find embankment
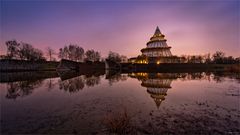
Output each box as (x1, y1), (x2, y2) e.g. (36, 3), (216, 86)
(1, 59), (239, 73)
(0, 71), (59, 82)
(121, 63), (240, 73)
(57, 59), (105, 71)
(0, 59), (59, 72)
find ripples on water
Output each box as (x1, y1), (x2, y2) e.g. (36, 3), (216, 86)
(1, 71), (239, 134)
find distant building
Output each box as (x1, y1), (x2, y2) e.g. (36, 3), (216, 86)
(129, 26), (182, 64)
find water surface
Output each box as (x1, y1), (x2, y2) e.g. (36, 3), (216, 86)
(1, 71), (239, 134)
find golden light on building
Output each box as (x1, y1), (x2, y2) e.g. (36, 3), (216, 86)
(129, 26), (181, 64)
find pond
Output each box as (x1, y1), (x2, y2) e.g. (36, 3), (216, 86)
(1, 71), (239, 134)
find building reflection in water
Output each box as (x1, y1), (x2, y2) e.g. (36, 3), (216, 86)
(129, 73), (179, 108)
(2, 71), (239, 100)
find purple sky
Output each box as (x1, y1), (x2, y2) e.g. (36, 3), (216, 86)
(1, 0), (239, 58)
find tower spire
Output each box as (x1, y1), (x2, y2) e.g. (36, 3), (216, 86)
(154, 26), (161, 35)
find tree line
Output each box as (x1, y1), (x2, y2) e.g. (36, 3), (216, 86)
(1, 40), (239, 64)
(4, 40), (45, 61)
(1, 40), (128, 63)
(58, 45), (100, 62)
(179, 51), (240, 64)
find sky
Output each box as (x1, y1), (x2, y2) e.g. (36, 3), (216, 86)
(1, 0), (239, 58)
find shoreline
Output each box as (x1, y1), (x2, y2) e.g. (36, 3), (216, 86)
(0, 59), (239, 73)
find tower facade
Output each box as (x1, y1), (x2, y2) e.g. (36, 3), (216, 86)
(128, 26), (181, 64)
(141, 27), (174, 63)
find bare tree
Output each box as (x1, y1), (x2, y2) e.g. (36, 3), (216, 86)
(58, 48), (64, 59)
(59, 45), (85, 62)
(68, 44), (76, 61)
(19, 43), (33, 60)
(62, 46), (69, 59)
(32, 48), (45, 61)
(94, 51), (101, 62)
(58, 46), (69, 60)
(75, 46), (84, 62)
(46, 47), (56, 61)
(85, 49), (95, 62)
(212, 51), (225, 64)
(85, 49), (101, 62)
(107, 51), (121, 63)
(5, 40), (20, 59)
(19, 43), (45, 61)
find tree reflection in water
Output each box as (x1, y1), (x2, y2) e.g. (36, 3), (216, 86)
(59, 76), (85, 93)
(209, 71), (239, 83)
(58, 75), (101, 93)
(105, 71), (128, 86)
(179, 72), (211, 81)
(45, 78), (58, 91)
(6, 80), (43, 99)
(3, 71), (239, 100)
(85, 75), (101, 87)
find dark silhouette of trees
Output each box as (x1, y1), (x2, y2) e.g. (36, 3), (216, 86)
(58, 47), (66, 59)
(58, 44), (85, 62)
(204, 53), (211, 64)
(188, 55), (203, 63)
(178, 52), (239, 64)
(223, 56), (235, 64)
(5, 40), (46, 61)
(58, 47), (68, 60)
(68, 45), (81, 61)
(211, 51), (239, 64)
(212, 51), (225, 64)
(75, 46), (85, 62)
(107, 51), (128, 63)
(85, 49), (101, 62)
(6, 40), (20, 59)
(19, 43), (45, 61)
(3, 40), (239, 64)
(107, 51), (122, 63)
(46, 47), (56, 61)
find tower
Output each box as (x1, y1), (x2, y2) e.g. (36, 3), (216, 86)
(141, 26), (173, 63)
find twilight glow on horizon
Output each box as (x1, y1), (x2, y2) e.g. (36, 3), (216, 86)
(1, 0), (239, 57)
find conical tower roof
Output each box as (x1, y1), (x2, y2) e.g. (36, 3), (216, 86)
(154, 26), (161, 35)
